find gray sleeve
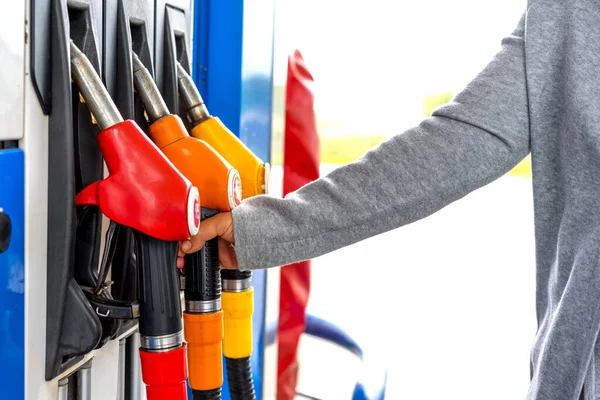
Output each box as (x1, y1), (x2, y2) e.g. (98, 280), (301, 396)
(231, 15), (529, 271)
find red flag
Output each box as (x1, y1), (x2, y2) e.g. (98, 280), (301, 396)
(277, 50), (320, 400)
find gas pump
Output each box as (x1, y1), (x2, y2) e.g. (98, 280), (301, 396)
(176, 63), (270, 400)
(5, 0), (277, 398)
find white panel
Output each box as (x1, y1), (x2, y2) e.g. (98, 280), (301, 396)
(0, 0), (25, 140)
(23, 3), (51, 395)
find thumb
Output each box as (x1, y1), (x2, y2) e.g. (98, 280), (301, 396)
(181, 212), (232, 254)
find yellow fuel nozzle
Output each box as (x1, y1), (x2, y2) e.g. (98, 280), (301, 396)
(176, 62), (270, 198)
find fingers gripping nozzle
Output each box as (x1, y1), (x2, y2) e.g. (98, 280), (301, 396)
(69, 42), (200, 241)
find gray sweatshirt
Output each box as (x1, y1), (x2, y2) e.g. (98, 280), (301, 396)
(232, 2), (600, 399)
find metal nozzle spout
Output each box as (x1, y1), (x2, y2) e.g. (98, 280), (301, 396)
(176, 62), (210, 125)
(131, 52), (170, 123)
(70, 41), (123, 130)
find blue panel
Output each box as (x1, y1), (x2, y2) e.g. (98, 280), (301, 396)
(0, 149), (25, 400)
(192, 0), (274, 162)
(191, 0), (210, 100)
(191, 1), (275, 399)
(193, 0), (244, 135)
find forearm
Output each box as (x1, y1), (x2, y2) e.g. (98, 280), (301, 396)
(232, 15), (529, 270)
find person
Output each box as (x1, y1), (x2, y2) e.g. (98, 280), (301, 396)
(177, 3), (600, 399)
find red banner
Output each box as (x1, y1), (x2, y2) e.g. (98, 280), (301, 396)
(277, 49), (320, 400)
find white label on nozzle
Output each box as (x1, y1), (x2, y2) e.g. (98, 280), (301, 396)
(228, 170), (242, 209)
(263, 163), (271, 195)
(187, 187), (200, 236)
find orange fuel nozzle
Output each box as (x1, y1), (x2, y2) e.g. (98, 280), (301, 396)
(132, 53), (242, 211)
(148, 115), (241, 211)
(176, 62), (269, 199)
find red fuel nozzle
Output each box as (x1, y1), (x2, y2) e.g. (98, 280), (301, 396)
(70, 41), (192, 400)
(70, 41), (200, 241)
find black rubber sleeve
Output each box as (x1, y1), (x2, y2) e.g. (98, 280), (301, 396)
(225, 356), (255, 400)
(184, 237), (221, 301)
(134, 231), (182, 337)
(192, 388), (221, 400)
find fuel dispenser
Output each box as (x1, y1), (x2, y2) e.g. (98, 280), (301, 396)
(4, 0), (278, 398)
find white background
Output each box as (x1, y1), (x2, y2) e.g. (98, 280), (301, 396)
(269, 1), (536, 398)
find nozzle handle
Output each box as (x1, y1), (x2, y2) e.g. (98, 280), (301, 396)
(184, 209), (221, 303)
(184, 237), (221, 303)
(134, 231), (183, 337)
(70, 41), (123, 130)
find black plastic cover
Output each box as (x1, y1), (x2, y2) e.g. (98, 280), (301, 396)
(68, 0), (104, 295)
(30, 0), (51, 113)
(161, 5), (191, 122)
(103, 2), (155, 333)
(45, 0), (103, 380)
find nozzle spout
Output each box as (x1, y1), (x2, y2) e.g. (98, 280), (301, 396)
(70, 41), (123, 130)
(176, 62), (210, 125)
(131, 52), (170, 123)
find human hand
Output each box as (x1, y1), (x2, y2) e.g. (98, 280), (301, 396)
(177, 211), (238, 270)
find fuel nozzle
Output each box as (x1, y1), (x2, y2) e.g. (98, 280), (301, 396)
(176, 62), (270, 199)
(69, 41), (199, 241)
(133, 52), (246, 398)
(70, 42), (196, 400)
